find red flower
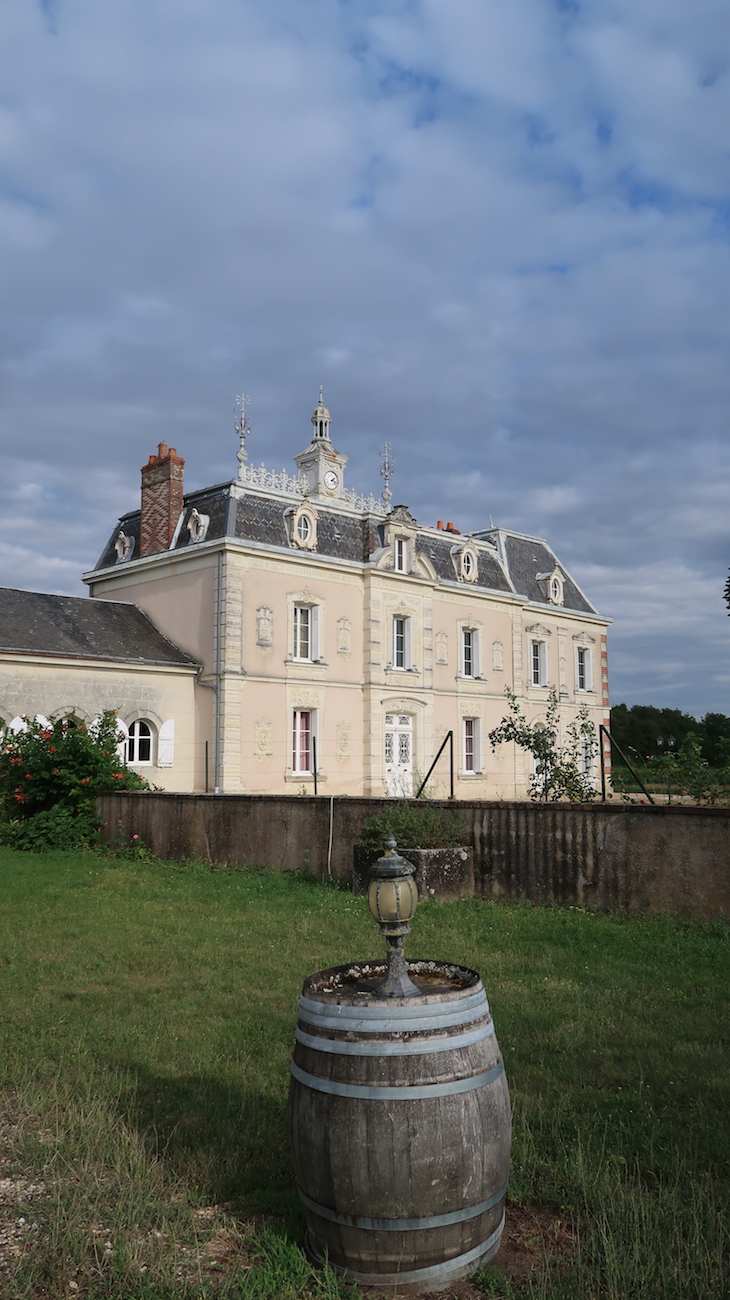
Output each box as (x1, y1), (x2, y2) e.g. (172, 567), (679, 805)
(80, 777), (91, 785)
(25, 773), (32, 779)
(41, 731), (52, 740)
(14, 793), (25, 802)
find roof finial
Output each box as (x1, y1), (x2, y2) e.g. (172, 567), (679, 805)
(319, 383), (324, 406)
(235, 392), (251, 478)
(380, 441), (394, 507)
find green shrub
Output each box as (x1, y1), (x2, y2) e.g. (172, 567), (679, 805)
(357, 801), (467, 852)
(0, 711), (149, 850)
(11, 804), (102, 851)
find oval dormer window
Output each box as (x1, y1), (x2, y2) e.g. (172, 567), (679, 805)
(551, 577), (560, 600)
(297, 515), (312, 543)
(463, 551), (474, 578)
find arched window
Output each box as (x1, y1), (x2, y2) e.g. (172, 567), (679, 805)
(297, 514), (312, 543)
(127, 720), (153, 765)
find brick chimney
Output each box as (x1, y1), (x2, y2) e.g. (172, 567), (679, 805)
(140, 443), (185, 557)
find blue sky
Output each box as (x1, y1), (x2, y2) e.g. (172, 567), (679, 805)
(1, 0), (729, 715)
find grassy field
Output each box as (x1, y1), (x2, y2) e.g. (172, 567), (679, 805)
(0, 847), (727, 1300)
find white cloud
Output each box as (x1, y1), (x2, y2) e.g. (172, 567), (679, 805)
(0, 0), (727, 713)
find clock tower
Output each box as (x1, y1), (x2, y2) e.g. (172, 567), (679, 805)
(294, 389), (348, 499)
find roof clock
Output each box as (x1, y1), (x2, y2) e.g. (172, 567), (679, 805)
(294, 387), (348, 498)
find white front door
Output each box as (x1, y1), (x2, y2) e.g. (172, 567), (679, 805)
(385, 713), (413, 797)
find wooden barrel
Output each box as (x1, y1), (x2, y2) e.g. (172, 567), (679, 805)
(287, 959), (511, 1293)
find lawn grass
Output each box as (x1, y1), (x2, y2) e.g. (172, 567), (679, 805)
(0, 846), (727, 1299)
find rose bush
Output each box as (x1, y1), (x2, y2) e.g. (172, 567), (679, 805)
(0, 711), (149, 849)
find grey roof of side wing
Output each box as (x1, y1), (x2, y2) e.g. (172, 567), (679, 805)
(0, 587), (199, 666)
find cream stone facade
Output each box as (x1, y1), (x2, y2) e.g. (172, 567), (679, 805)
(82, 396), (611, 797)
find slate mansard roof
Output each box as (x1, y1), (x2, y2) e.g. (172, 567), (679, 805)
(0, 588), (199, 667)
(94, 480), (599, 617)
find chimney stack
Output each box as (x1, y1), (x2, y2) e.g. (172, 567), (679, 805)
(140, 443), (185, 557)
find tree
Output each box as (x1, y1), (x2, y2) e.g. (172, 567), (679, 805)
(489, 689), (598, 802)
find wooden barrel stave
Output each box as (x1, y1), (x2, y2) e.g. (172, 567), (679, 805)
(288, 961), (511, 1288)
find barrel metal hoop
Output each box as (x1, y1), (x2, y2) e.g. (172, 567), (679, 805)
(298, 1180), (508, 1232)
(289, 1058), (504, 1100)
(299, 988), (488, 1024)
(295, 1021), (495, 1057)
(298, 1002), (490, 1036)
(307, 1212), (504, 1286)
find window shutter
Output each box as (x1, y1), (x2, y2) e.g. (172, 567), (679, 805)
(115, 717), (128, 764)
(158, 719), (175, 767)
(475, 720), (482, 772)
(473, 631), (480, 678)
(405, 617), (413, 669)
(311, 606), (320, 661)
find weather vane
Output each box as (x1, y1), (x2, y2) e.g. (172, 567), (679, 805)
(235, 392), (251, 476)
(380, 441), (394, 506)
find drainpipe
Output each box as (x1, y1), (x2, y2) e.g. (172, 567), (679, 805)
(192, 545), (223, 795)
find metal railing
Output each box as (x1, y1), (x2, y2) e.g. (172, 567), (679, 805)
(415, 730), (454, 800)
(599, 724), (656, 805)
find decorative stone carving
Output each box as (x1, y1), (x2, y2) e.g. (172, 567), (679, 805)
(114, 531), (134, 563)
(525, 623), (552, 637)
(492, 640), (503, 672)
(336, 720), (351, 763)
(254, 718), (273, 763)
(256, 606), (273, 648)
(436, 632), (448, 665)
(292, 691), (321, 709)
(337, 617), (351, 655)
(388, 504), (418, 526)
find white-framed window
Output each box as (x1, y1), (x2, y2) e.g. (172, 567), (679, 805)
(293, 604), (320, 661)
(297, 515), (312, 544)
(576, 646), (592, 692)
(292, 709), (317, 774)
(460, 546), (478, 582)
(127, 719), (153, 765)
(462, 718), (482, 773)
(531, 640), (548, 687)
(461, 627), (480, 678)
(392, 615), (412, 669)
(394, 537), (407, 572)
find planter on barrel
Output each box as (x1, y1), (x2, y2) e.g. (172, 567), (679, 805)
(287, 836), (511, 1294)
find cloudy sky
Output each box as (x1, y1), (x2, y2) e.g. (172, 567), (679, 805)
(1, 1), (729, 716)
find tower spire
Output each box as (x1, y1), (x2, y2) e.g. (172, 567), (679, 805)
(311, 387), (331, 441)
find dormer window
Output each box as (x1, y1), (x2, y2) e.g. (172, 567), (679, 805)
(288, 502), (318, 551)
(394, 538), (407, 572)
(452, 541), (479, 583)
(187, 508), (210, 544)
